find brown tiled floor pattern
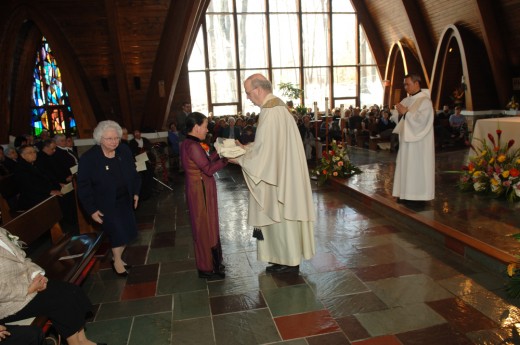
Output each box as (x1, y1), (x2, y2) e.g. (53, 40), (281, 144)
(82, 148), (520, 344)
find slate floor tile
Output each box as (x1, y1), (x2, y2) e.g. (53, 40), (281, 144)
(355, 303), (446, 336)
(262, 284), (323, 317)
(210, 291), (266, 315)
(213, 309), (280, 345)
(274, 309), (341, 340)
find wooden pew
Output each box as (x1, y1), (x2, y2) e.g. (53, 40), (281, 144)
(72, 174), (97, 235)
(0, 174), (21, 224)
(3, 195), (104, 329)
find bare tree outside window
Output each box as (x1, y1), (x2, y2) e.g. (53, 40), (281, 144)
(188, 0), (382, 116)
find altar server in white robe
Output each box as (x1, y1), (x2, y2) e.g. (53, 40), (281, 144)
(392, 73), (435, 201)
(230, 74), (315, 273)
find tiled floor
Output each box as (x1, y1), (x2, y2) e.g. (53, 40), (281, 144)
(83, 147), (520, 345)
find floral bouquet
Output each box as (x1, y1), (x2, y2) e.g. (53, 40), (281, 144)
(311, 140), (362, 185)
(458, 129), (520, 202)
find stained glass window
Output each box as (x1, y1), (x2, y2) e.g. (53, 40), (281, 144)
(31, 37), (76, 137)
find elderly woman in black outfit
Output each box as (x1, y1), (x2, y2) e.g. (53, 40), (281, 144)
(77, 120), (141, 276)
(0, 227), (105, 345)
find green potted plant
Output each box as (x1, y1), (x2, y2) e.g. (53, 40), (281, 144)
(278, 82), (307, 115)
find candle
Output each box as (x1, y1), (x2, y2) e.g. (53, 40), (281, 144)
(325, 97), (329, 116)
(340, 104), (345, 118)
(313, 102), (318, 119)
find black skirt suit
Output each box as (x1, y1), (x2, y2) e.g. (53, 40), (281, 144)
(77, 144), (141, 247)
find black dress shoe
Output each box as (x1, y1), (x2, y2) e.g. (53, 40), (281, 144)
(266, 264), (299, 274)
(265, 264), (282, 272)
(198, 271), (225, 281)
(111, 261), (128, 277)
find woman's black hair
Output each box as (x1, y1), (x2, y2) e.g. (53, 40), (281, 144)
(185, 112), (207, 133)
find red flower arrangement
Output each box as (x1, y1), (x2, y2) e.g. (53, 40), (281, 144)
(311, 140), (361, 185)
(459, 129), (520, 202)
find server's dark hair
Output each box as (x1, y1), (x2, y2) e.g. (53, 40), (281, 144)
(185, 112), (207, 132)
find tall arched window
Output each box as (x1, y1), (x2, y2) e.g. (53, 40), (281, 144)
(31, 37), (76, 137)
(188, 0), (382, 116)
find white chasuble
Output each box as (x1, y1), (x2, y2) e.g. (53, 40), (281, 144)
(237, 94), (315, 265)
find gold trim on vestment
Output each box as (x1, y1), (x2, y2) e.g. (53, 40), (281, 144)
(262, 97), (287, 109)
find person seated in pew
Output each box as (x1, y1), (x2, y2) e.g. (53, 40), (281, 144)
(239, 125), (256, 145)
(377, 109), (398, 151)
(65, 135), (79, 158)
(14, 145), (78, 230)
(34, 130), (50, 152)
(2, 147), (18, 174)
(35, 139), (62, 186)
(0, 227), (106, 345)
(0, 324), (44, 345)
(53, 134), (77, 184)
(0, 146), (10, 176)
(14, 145), (62, 211)
(448, 106), (469, 144)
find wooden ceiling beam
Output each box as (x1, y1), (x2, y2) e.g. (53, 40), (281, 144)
(474, 0), (511, 107)
(104, 0), (134, 130)
(142, 0), (209, 130)
(400, 0), (434, 86)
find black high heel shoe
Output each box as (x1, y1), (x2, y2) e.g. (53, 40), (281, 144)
(111, 261), (128, 277)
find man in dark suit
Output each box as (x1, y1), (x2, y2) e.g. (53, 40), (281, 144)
(13, 145), (62, 211)
(35, 139), (62, 185)
(175, 102), (191, 136)
(129, 130), (153, 158)
(174, 102), (191, 173)
(2, 147), (18, 174)
(129, 129), (154, 200)
(53, 134), (77, 183)
(219, 117), (241, 139)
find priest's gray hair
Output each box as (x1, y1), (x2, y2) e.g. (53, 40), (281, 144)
(93, 120), (123, 145)
(248, 75), (273, 93)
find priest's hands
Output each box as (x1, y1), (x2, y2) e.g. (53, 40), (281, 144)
(395, 103), (408, 115)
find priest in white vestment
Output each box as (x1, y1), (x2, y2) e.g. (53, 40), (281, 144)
(231, 74), (315, 273)
(392, 73), (435, 201)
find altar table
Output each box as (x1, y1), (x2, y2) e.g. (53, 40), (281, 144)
(471, 117), (520, 152)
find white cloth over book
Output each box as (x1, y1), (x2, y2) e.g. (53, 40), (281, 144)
(214, 138), (246, 158)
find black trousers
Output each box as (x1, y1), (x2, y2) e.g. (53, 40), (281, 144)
(2, 325), (44, 345)
(1, 280), (92, 339)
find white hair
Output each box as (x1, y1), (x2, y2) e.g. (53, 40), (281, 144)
(93, 120), (123, 145)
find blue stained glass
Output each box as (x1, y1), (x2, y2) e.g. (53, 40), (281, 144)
(31, 36), (76, 136)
